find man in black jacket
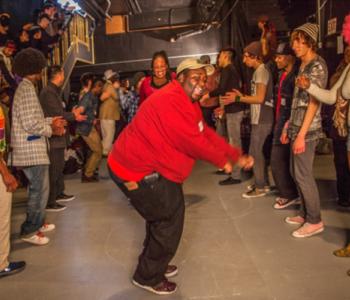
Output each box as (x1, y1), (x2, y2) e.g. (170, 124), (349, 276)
(201, 47), (245, 185)
(40, 65), (86, 211)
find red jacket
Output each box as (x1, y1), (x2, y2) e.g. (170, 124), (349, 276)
(108, 80), (241, 183)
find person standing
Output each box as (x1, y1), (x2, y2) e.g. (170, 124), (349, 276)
(0, 104), (26, 277)
(11, 48), (65, 245)
(281, 23), (328, 238)
(202, 47), (245, 185)
(76, 78), (104, 182)
(221, 41), (274, 198)
(40, 65), (86, 212)
(139, 50), (176, 105)
(270, 42), (300, 209)
(108, 58), (253, 295)
(99, 69), (121, 156)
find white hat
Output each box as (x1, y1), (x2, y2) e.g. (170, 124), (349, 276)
(176, 58), (215, 76)
(104, 69), (119, 80)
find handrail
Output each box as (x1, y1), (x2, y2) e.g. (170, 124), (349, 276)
(50, 13), (94, 67)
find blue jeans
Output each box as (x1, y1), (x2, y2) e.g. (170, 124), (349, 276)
(21, 165), (49, 236)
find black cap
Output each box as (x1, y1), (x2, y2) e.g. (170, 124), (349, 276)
(275, 42), (294, 56)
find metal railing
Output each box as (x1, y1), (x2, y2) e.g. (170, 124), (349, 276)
(50, 13), (94, 67)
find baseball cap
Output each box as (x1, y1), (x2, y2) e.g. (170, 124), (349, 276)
(275, 42), (294, 56)
(176, 58), (215, 76)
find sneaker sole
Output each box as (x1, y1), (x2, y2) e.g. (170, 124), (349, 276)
(242, 192), (267, 199)
(165, 268), (178, 278)
(45, 207), (67, 212)
(132, 280), (177, 295)
(21, 237), (49, 246)
(285, 217), (304, 225)
(0, 266), (26, 278)
(56, 197), (75, 202)
(274, 199), (301, 210)
(292, 226), (324, 238)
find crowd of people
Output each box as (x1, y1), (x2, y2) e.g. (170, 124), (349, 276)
(0, 1), (349, 296)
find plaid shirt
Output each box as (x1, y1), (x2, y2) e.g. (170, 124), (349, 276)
(10, 79), (52, 166)
(120, 90), (139, 123)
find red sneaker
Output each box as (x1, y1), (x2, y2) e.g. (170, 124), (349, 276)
(132, 278), (177, 295)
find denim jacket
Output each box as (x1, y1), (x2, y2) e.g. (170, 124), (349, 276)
(76, 92), (98, 136)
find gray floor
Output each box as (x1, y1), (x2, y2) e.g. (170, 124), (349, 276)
(0, 155), (350, 300)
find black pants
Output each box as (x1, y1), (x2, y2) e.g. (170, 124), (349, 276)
(109, 169), (185, 286)
(333, 139), (350, 204)
(48, 148), (65, 206)
(271, 143), (298, 200)
(200, 107), (216, 129)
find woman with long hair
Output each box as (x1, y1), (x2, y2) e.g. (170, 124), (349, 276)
(139, 50), (176, 106)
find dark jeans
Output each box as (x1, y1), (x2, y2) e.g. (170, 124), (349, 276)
(109, 169), (185, 286)
(333, 139), (350, 204)
(21, 165), (49, 235)
(48, 148), (65, 206)
(271, 143), (298, 200)
(290, 140), (321, 224)
(250, 124), (273, 188)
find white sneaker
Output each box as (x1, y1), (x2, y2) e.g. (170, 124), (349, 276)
(21, 232), (49, 245)
(39, 223), (55, 233)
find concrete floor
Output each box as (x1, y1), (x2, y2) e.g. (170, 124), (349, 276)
(0, 155), (350, 300)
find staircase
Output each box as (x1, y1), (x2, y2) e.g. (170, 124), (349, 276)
(49, 13), (95, 92)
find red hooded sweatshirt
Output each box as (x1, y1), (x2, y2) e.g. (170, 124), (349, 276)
(108, 80), (241, 183)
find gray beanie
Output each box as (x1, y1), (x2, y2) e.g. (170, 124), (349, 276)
(294, 23), (319, 43)
(244, 41), (263, 58)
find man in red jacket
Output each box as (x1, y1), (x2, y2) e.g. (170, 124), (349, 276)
(108, 58), (254, 295)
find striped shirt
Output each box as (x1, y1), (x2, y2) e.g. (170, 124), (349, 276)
(10, 78), (52, 166)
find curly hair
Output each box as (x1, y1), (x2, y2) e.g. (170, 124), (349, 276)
(13, 48), (46, 77)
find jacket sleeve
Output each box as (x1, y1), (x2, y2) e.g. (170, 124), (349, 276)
(160, 101), (237, 168)
(18, 87), (52, 137)
(307, 64), (350, 104)
(40, 89), (75, 122)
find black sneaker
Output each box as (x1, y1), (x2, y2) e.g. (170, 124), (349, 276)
(81, 174), (99, 183)
(0, 261), (26, 278)
(46, 203), (67, 212)
(132, 278), (177, 295)
(56, 193), (75, 202)
(219, 177), (241, 185)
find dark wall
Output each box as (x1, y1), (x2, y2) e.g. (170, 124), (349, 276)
(322, 0), (350, 75)
(79, 22), (223, 75)
(0, 0), (42, 34)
